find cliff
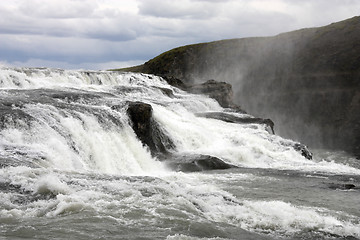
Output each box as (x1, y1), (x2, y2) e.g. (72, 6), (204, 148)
(114, 16), (360, 158)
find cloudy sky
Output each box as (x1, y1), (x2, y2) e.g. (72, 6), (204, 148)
(0, 0), (359, 70)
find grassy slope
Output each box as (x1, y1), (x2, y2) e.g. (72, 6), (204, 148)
(112, 16), (360, 77)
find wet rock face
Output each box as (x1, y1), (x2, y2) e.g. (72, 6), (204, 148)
(328, 183), (357, 190)
(187, 80), (234, 108)
(0, 104), (34, 130)
(127, 102), (152, 144)
(159, 76), (245, 110)
(196, 111), (312, 159)
(196, 112), (275, 134)
(126, 101), (175, 155)
(164, 154), (237, 172)
(160, 75), (187, 90)
(293, 143), (313, 160)
(125, 102), (238, 171)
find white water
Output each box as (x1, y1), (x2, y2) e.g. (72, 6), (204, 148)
(0, 67), (359, 239)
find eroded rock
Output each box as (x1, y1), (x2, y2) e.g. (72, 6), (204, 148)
(196, 111), (275, 134)
(163, 154), (236, 172)
(328, 183), (356, 190)
(187, 80), (235, 108)
(293, 143), (313, 160)
(126, 101), (175, 155)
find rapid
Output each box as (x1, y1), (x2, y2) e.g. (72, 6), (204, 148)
(0, 68), (359, 239)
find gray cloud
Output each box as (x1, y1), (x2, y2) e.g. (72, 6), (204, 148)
(18, 0), (97, 19)
(0, 0), (143, 41)
(0, 0), (359, 70)
(138, 0), (220, 19)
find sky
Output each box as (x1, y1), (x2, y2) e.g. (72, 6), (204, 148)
(0, 0), (359, 70)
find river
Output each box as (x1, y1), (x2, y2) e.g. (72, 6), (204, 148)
(0, 68), (359, 239)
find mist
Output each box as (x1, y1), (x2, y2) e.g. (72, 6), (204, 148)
(155, 17), (360, 157)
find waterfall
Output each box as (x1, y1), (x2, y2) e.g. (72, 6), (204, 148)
(0, 67), (359, 240)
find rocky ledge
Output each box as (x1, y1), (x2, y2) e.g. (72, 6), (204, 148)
(186, 79), (235, 108)
(125, 101), (175, 155)
(161, 76), (238, 109)
(164, 154), (236, 172)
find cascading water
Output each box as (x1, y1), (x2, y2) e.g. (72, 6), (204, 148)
(0, 67), (359, 240)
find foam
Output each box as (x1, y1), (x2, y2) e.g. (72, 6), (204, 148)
(34, 174), (72, 195)
(1, 68), (360, 239)
(153, 104), (360, 175)
(0, 68), (169, 90)
(166, 234), (229, 240)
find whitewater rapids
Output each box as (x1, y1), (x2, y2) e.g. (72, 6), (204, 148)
(0, 68), (359, 239)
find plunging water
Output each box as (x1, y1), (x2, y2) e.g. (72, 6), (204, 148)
(0, 68), (359, 239)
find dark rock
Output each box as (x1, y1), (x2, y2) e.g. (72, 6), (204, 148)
(280, 140), (312, 160)
(163, 154), (236, 172)
(150, 120), (176, 154)
(126, 101), (175, 155)
(127, 102), (152, 143)
(0, 181), (57, 205)
(158, 76), (239, 109)
(187, 80), (235, 108)
(125, 102), (241, 172)
(224, 106), (248, 114)
(0, 104), (34, 130)
(160, 75), (187, 90)
(196, 112), (275, 134)
(328, 183), (356, 190)
(160, 77), (244, 110)
(156, 87), (175, 98)
(293, 143), (313, 160)
(0, 156), (38, 169)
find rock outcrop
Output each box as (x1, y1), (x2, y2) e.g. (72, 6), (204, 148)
(125, 101), (175, 155)
(196, 111), (274, 134)
(196, 111), (312, 159)
(293, 143), (313, 160)
(186, 80), (235, 108)
(328, 183), (357, 190)
(125, 101), (238, 172)
(161, 76), (239, 109)
(164, 154), (236, 172)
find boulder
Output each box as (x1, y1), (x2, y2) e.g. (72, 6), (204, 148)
(125, 102), (240, 170)
(156, 87), (175, 98)
(160, 75), (187, 90)
(159, 77), (240, 109)
(293, 143), (313, 160)
(126, 102), (152, 144)
(125, 101), (175, 155)
(163, 154), (236, 172)
(328, 183), (356, 190)
(187, 80), (235, 108)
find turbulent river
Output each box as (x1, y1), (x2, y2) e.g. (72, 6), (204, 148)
(0, 68), (359, 240)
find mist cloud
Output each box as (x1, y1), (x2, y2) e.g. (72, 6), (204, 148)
(138, 0), (220, 19)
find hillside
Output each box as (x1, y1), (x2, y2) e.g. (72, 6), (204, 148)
(114, 16), (360, 158)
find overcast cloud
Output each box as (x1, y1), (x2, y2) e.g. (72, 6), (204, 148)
(0, 0), (359, 70)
